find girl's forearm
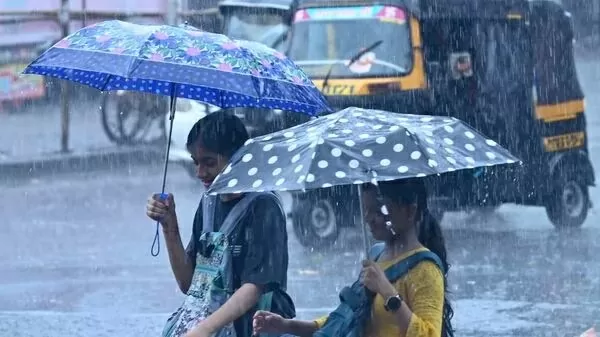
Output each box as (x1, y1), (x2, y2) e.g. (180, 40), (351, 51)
(390, 303), (413, 334)
(198, 283), (261, 333)
(283, 319), (319, 337)
(163, 226), (195, 294)
(380, 288), (412, 333)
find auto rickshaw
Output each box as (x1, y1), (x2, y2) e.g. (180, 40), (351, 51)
(220, 0), (293, 51)
(285, 0), (595, 248)
(218, 0), (312, 138)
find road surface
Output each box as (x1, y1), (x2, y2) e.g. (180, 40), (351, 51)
(1, 161), (599, 337)
(2, 59), (600, 337)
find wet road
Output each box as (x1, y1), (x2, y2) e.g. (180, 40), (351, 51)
(2, 162), (599, 337)
(2, 58), (600, 336)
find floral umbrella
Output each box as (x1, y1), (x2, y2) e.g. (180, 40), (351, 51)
(22, 20), (330, 256)
(23, 20), (329, 114)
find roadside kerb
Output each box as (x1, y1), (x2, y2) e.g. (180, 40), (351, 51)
(0, 146), (164, 179)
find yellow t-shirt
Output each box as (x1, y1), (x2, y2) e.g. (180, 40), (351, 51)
(314, 247), (444, 337)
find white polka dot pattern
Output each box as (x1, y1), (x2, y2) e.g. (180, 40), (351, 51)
(208, 107), (520, 194)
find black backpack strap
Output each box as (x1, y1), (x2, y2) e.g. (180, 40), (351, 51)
(232, 191), (283, 248)
(230, 192), (284, 286)
(384, 251), (444, 283)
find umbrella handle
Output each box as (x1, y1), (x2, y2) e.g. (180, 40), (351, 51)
(151, 193), (170, 257)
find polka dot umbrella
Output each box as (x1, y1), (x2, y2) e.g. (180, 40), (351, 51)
(207, 107), (521, 195)
(21, 20), (330, 256)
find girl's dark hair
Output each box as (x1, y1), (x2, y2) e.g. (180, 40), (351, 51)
(186, 111), (249, 157)
(365, 178), (454, 337)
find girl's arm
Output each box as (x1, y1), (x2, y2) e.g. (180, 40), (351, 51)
(282, 319), (320, 337)
(381, 262), (445, 337)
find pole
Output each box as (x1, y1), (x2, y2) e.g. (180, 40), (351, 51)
(81, 0), (87, 27)
(166, 0), (178, 25)
(59, 0), (70, 153)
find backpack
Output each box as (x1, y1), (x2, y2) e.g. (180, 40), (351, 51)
(228, 192), (296, 337)
(313, 243), (443, 337)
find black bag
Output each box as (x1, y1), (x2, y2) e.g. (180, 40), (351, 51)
(313, 243), (443, 337)
(231, 193), (296, 337)
(257, 287), (296, 322)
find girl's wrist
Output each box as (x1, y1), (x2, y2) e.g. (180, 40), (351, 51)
(379, 283), (399, 299)
(282, 318), (292, 331)
(162, 226), (180, 237)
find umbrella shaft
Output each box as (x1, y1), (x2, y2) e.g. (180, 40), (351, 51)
(161, 96), (177, 194)
(357, 185), (371, 259)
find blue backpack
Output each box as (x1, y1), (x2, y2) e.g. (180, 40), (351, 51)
(313, 244), (443, 337)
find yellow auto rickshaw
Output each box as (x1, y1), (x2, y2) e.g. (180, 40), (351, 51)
(284, 0), (594, 248)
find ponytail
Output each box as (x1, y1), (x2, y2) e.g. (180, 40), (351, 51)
(418, 209), (449, 272)
(419, 209), (454, 337)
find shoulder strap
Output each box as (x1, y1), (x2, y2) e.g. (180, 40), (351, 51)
(219, 192), (278, 236)
(234, 192), (284, 239)
(201, 193), (215, 233)
(384, 251), (444, 284)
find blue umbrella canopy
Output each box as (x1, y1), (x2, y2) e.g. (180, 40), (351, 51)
(23, 20), (330, 115)
(22, 20), (331, 257)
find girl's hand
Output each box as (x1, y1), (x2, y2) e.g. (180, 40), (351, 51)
(360, 260), (397, 298)
(253, 310), (288, 335)
(146, 193), (178, 230)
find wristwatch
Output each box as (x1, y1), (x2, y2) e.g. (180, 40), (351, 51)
(384, 294), (403, 312)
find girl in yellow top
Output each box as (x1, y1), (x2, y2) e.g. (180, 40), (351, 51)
(253, 178), (454, 337)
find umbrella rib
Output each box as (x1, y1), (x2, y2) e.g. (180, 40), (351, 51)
(404, 124), (437, 175)
(126, 30), (163, 78)
(302, 112), (347, 189)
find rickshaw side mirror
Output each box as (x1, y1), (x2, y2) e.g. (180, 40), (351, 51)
(448, 52), (473, 80)
(283, 11), (294, 26)
(286, 0), (300, 25)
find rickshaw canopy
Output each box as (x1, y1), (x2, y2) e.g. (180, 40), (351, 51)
(219, 0), (294, 11)
(293, 0), (530, 19)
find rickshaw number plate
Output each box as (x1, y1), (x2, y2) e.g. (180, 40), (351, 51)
(543, 132), (585, 152)
(321, 84), (356, 95)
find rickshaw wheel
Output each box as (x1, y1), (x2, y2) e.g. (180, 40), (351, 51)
(545, 177), (589, 228)
(291, 191), (339, 249)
